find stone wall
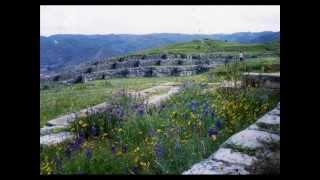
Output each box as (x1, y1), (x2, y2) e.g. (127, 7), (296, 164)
(183, 102), (280, 175)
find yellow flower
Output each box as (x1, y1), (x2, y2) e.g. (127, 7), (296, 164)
(140, 161), (147, 166)
(134, 156), (139, 163)
(82, 123), (88, 128)
(118, 128), (123, 132)
(134, 147), (140, 153)
(157, 129), (162, 133)
(211, 135), (217, 141)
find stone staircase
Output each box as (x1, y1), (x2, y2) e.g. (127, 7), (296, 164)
(183, 102), (280, 175)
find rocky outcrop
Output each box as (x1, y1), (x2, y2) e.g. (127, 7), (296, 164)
(182, 102), (280, 175)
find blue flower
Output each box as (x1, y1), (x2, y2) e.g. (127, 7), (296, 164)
(132, 166), (140, 174)
(85, 148), (93, 160)
(137, 104), (145, 117)
(202, 102), (210, 118)
(91, 127), (98, 136)
(208, 128), (218, 137)
(122, 145), (128, 154)
(55, 157), (63, 171)
(155, 144), (166, 159)
(175, 141), (182, 153)
(111, 146), (116, 155)
(191, 100), (197, 112)
(215, 120), (223, 129)
(211, 111), (215, 120)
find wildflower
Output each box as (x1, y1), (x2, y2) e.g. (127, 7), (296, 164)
(134, 147), (140, 153)
(54, 157), (62, 172)
(175, 141), (182, 153)
(191, 100), (197, 112)
(91, 127), (98, 136)
(85, 148), (93, 160)
(215, 120), (223, 129)
(208, 128), (218, 137)
(137, 104), (145, 117)
(211, 111), (215, 120)
(111, 146), (116, 155)
(172, 112), (178, 119)
(132, 166), (140, 174)
(156, 129), (162, 133)
(122, 145), (128, 154)
(154, 144), (166, 159)
(202, 102), (210, 117)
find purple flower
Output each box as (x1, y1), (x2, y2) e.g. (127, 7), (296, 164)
(215, 120), (223, 129)
(202, 102), (210, 118)
(85, 148), (93, 160)
(132, 166), (140, 174)
(55, 157), (62, 171)
(137, 104), (145, 117)
(122, 145), (128, 154)
(111, 146), (116, 155)
(191, 100), (197, 112)
(91, 127), (98, 136)
(208, 128), (218, 137)
(175, 141), (182, 153)
(211, 111), (215, 120)
(155, 144), (166, 159)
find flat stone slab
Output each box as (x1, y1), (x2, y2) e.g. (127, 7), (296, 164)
(256, 114), (280, 126)
(182, 159), (249, 175)
(146, 86), (180, 107)
(222, 129), (280, 150)
(40, 132), (74, 146)
(243, 72), (280, 77)
(40, 125), (67, 136)
(210, 148), (257, 166)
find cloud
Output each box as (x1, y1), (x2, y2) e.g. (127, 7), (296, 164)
(40, 5), (280, 36)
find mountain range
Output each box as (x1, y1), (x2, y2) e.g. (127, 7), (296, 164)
(40, 31), (280, 73)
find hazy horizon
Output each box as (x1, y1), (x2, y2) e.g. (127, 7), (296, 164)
(41, 5), (280, 36)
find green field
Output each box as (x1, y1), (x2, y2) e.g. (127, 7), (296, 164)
(40, 75), (204, 127)
(133, 39), (279, 55)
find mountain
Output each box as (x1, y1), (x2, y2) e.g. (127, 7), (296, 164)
(40, 32), (280, 73)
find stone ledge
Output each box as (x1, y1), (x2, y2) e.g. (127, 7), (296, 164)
(40, 132), (74, 146)
(182, 159), (250, 175)
(222, 129), (280, 150)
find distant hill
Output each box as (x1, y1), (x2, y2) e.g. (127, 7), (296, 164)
(40, 32), (280, 73)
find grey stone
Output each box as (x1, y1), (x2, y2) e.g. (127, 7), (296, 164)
(257, 114), (280, 126)
(40, 132), (74, 146)
(211, 148), (257, 166)
(40, 125), (67, 136)
(222, 130), (280, 150)
(182, 159), (249, 175)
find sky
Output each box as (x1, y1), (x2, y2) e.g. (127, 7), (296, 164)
(40, 5), (280, 36)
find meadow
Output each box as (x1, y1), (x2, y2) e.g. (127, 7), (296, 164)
(40, 59), (280, 174)
(40, 75), (204, 127)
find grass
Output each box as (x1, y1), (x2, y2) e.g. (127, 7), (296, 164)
(40, 75), (205, 127)
(40, 78), (279, 174)
(133, 39), (279, 56)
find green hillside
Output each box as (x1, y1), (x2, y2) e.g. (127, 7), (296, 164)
(134, 39), (279, 55)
